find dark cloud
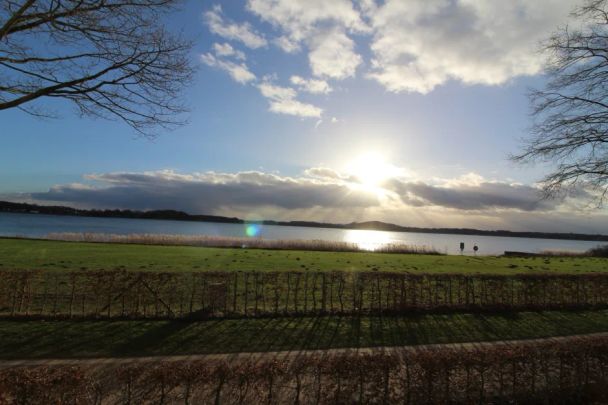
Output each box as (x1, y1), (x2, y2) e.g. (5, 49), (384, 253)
(26, 169), (579, 214)
(31, 171), (379, 213)
(389, 180), (553, 211)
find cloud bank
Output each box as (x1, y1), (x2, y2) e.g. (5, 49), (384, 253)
(25, 165), (589, 215)
(31, 170), (378, 214)
(16, 165), (606, 232)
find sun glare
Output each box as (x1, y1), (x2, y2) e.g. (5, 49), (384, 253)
(347, 152), (398, 190)
(344, 229), (393, 251)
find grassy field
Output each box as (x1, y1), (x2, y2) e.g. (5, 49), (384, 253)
(2, 310), (608, 359)
(1, 238), (606, 274)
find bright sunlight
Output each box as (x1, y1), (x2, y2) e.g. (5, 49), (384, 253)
(346, 152), (400, 190)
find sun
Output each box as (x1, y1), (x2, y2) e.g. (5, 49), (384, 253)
(347, 152), (398, 189)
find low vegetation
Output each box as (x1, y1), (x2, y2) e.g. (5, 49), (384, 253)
(46, 232), (441, 254)
(3, 335), (608, 403)
(538, 244), (608, 257)
(1, 237), (606, 403)
(1, 237), (606, 274)
(588, 245), (608, 257)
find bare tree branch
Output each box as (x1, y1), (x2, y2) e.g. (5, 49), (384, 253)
(0, 0), (195, 137)
(513, 0), (608, 206)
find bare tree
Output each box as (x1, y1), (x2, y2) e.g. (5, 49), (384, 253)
(513, 0), (608, 204)
(0, 0), (194, 136)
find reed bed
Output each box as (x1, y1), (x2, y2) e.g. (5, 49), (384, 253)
(4, 270), (608, 319)
(2, 335), (608, 404)
(533, 244), (608, 257)
(44, 232), (441, 254)
(538, 250), (588, 257)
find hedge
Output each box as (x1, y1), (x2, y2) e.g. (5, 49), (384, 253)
(2, 335), (608, 403)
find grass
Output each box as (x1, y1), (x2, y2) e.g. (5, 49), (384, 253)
(0, 237), (606, 274)
(2, 310), (608, 359)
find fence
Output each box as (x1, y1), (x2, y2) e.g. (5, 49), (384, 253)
(3, 270), (608, 318)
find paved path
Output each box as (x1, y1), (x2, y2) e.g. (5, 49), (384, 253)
(2, 332), (608, 370)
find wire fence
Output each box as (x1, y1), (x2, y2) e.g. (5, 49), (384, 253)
(3, 270), (608, 318)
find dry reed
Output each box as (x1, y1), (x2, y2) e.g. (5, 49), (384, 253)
(44, 232), (441, 255)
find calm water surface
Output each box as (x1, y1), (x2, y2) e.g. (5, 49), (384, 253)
(0, 212), (604, 255)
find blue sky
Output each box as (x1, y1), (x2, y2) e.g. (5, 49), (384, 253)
(3, 0), (608, 233)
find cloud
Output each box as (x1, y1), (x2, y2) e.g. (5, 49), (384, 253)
(212, 43), (246, 60)
(257, 80), (323, 118)
(31, 170), (379, 213)
(366, 0), (577, 93)
(213, 0), (577, 93)
(247, 0), (368, 42)
(201, 1), (578, 122)
(200, 53), (256, 84)
(29, 167), (574, 215)
(290, 75), (332, 94)
(274, 36), (300, 53)
(308, 28), (361, 79)
(204, 5), (267, 49)
(247, 0), (366, 80)
(304, 167), (348, 180)
(19, 167), (608, 233)
(390, 180), (553, 211)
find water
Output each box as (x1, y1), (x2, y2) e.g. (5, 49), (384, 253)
(0, 212), (604, 255)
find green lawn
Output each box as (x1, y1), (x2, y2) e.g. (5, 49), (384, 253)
(1, 238), (606, 274)
(2, 310), (608, 359)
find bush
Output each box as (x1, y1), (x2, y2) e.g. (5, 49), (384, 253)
(588, 244), (608, 257)
(3, 336), (608, 403)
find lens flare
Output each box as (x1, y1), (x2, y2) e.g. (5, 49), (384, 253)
(245, 223), (261, 237)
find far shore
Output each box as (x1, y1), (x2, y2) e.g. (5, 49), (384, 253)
(2, 201), (608, 242)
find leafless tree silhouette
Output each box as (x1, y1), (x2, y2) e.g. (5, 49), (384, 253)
(513, 0), (608, 204)
(0, 0), (194, 136)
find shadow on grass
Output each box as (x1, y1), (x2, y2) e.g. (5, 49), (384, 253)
(1, 310), (608, 359)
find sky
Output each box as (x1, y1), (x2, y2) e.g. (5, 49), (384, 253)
(2, 0), (608, 233)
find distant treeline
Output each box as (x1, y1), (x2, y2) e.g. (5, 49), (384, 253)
(0, 201), (242, 224)
(2, 200), (608, 242)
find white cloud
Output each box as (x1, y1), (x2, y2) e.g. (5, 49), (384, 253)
(238, 0), (576, 92)
(247, 0), (366, 80)
(273, 36), (300, 53)
(290, 75), (332, 94)
(308, 28), (361, 79)
(204, 5), (267, 49)
(366, 0), (577, 93)
(212, 43), (246, 60)
(258, 81), (323, 118)
(200, 53), (256, 84)
(201, 1), (580, 118)
(247, 0), (368, 42)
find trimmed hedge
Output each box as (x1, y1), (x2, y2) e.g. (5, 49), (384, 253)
(2, 335), (608, 403)
(3, 270), (608, 318)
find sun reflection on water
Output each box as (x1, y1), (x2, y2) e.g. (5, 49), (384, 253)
(343, 229), (394, 251)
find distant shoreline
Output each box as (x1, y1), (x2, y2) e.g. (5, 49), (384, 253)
(2, 200), (608, 243)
